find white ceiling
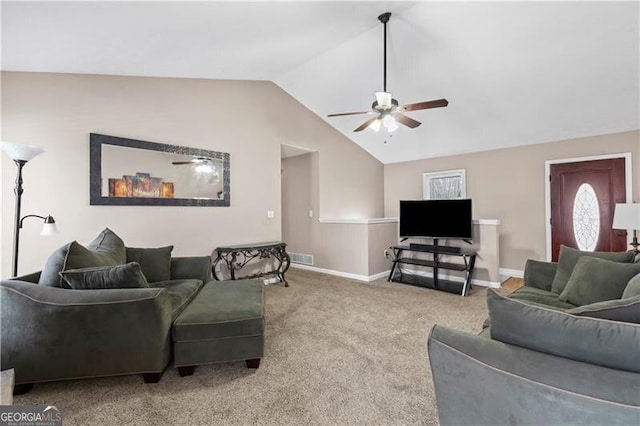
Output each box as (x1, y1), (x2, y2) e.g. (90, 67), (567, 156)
(2, 1), (639, 164)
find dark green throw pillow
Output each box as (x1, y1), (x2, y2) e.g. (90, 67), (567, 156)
(38, 228), (127, 288)
(85, 228), (126, 264)
(567, 295), (640, 324)
(550, 245), (635, 294)
(59, 262), (149, 290)
(558, 257), (640, 306)
(39, 242), (73, 287)
(487, 289), (640, 373)
(126, 246), (173, 283)
(622, 274), (640, 299)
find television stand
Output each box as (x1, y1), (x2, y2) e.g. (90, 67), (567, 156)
(388, 239), (477, 296)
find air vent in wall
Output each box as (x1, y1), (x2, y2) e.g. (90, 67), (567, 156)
(289, 253), (314, 266)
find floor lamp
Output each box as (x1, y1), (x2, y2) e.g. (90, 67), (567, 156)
(612, 203), (640, 254)
(1, 142), (59, 277)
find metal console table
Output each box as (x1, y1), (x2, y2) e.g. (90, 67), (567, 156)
(212, 241), (291, 286)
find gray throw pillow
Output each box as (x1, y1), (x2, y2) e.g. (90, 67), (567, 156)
(38, 242), (73, 287)
(487, 289), (640, 373)
(622, 274), (640, 299)
(558, 257), (640, 306)
(85, 228), (126, 264)
(59, 262), (149, 290)
(126, 246), (173, 283)
(38, 228), (126, 288)
(567, 295), (640, 324)
(550, 245), (635, 294)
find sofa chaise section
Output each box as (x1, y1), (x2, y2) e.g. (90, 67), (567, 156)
(0, 256), (212, 386)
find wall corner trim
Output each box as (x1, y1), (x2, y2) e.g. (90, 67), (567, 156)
(473, 219), (500, 225)
(318, 217), (399, 224)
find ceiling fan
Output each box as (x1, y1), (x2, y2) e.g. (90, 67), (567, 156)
(172, 157), (217, 174)
(171, 157), (212, 166)
(328, 12), (448, 133)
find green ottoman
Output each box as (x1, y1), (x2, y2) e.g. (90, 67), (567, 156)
(173, 279), (265, 376)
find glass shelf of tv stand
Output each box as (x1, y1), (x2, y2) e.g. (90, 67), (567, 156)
(388, 244), (477, 296)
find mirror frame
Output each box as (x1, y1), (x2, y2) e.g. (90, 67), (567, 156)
(89, 133), (230, 206)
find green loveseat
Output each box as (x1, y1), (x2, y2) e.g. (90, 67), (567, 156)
(428, 246), (640, 425)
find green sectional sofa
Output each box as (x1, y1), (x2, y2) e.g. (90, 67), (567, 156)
(428, 246), (640, 425)
(0, 228), (266, 392)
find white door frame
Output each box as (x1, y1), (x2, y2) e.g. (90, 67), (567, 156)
(544, 152), (633, 261)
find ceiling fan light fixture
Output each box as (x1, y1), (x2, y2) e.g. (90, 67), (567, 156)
(195, 163), (215, 174)
(369, 119), (382, 132)
(383, 115), (398, 132)
(375, 92), (392, 108)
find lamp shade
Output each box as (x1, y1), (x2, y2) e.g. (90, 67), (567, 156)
(612, 203), (640, 230)
(1, 142), (45, 162)
(39, 216), (59, 236)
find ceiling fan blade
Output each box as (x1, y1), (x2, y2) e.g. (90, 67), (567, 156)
(401, 99), (449, 112)
(354, 117), (379, 132)
(393, 113), (422, 129)
(172, 157), (212, 165)
(327, 111), (370, 117)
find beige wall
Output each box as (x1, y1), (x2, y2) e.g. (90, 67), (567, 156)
(384, 131), (640, 270)
(367, 222), (399, 276)
(1, 71), (384, 276)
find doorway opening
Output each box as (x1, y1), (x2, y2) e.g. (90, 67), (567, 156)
(280, 144), (317, 266)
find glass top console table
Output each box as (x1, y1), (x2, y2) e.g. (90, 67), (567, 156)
(212, 241), (291, 286)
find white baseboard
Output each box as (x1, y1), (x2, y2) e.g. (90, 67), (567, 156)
(290, 263), (504, 288)
(401, 267), (501, 289)
(290, 263), (389, 283)
(499, 268), (524, 282)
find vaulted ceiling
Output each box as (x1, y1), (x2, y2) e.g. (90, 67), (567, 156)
(2, 1), (638, 164)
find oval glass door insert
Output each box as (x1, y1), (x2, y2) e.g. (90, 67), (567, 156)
(572, 183), (600, 251)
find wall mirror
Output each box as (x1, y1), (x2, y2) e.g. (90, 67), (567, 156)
(90, 133), (230, 206)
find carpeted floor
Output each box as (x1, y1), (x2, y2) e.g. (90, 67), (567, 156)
(14, 268), (489, 425)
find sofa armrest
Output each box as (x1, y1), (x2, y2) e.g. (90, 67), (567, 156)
(170, 256), (212, 283)
(427, 325), (640, 426)
(1, 279), (173, 384)
(523, 259), (557, 291)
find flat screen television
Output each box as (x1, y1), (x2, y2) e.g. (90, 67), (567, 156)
(399, 199), (472, 239)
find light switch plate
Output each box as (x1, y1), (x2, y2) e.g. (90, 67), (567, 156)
(309, 210), (313, 217)
(267, 210), (275, 219)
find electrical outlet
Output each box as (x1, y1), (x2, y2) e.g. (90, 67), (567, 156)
(309, 210), (313, 217)
(383, 249), (389, 258)
(267, 210), (275, 219)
